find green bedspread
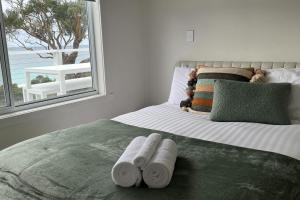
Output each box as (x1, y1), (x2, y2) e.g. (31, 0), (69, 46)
(0, 120), (299, 200)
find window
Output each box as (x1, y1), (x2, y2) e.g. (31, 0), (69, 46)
(0, 0), (104, 115)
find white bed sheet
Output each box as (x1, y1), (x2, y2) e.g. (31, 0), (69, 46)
(113, 103), (300, 161)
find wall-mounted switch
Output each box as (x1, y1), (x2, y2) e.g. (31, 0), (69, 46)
(186, 30), (194, 43)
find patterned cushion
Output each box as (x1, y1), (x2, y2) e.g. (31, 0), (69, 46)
(191, 67), (253, 112)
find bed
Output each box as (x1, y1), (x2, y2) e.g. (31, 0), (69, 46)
(1, 61), (300, 200)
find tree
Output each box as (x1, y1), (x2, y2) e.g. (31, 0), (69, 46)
(3, 0), (88, 64)
(0, 84), (6, 105)
(31, 75), (55, 84)
(0, 83), (23, 104)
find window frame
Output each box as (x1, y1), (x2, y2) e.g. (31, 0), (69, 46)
(0, 0), (105, 116)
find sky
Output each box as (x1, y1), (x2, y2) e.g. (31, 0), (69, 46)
(1, 1), (8, 10)
(2, 0), (31, 10)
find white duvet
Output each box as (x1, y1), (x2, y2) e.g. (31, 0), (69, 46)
(113, 103), (300, 161)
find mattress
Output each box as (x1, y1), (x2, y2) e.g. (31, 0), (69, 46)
(113, 103), (300, 160)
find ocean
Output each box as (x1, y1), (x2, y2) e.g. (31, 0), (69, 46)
(8, 46), (90, 86)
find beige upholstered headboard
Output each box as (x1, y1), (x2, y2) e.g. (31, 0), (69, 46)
(176, 61), (300, 69)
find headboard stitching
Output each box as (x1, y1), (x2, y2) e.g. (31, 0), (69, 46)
(176, 61), (300, 69)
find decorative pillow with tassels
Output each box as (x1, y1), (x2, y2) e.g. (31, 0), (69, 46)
(180, 65), (266, 113)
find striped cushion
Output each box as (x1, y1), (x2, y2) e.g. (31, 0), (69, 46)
(191, 67), (253, 112)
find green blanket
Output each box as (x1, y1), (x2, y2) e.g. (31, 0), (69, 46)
(0, 120), (299, 200)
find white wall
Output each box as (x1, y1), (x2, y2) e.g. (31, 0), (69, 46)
(145, 0), (300, 104)
(2, 0), (300, 149)
(0, 0), (147, 150)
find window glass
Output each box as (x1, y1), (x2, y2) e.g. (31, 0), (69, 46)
(2, 0), (94, 105)
(0, 65), (6, 107)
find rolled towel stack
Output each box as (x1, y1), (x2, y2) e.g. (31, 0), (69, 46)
(111, 134), (177, 189)
(134, 133), (162, 169)
(111, 136), (146, 187)
(143, 139), (177, 188)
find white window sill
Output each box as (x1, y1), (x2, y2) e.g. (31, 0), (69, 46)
(0, 94), (105, 120)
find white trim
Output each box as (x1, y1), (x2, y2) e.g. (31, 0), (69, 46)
(91, 0), (106, 96)
(0, 94), (104, 120)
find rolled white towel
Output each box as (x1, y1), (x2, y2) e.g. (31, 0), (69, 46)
(134, 133), (162, 169)
(143, 139), (177, 189)
(111, 136), (146, 187)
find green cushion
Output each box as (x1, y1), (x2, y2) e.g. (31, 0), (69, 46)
(210, 80), (291, 125)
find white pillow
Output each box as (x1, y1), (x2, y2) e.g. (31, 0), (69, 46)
(168, 67), (191, 105)
(266, 68), (300, 84)
(265, 69), (300, 121)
